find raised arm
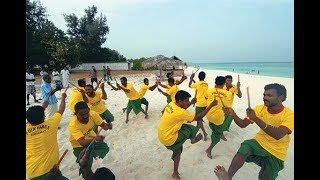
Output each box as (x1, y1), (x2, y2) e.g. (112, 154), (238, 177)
(175, 75), (187, 85)
(236, 82), (242, 98)
(100, 82), (107, 100)
(93, 80), (101, 91)
(107, 81), (120, 90)
(188, 73), (195, 88)
(79, 89), (89, 103)
(57, 92), (67, 114)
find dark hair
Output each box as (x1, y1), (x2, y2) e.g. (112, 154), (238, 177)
(215, 76), (226, 86)
(264, 83), (287, 101)
(198, 71), (206, 80)
(26, 106), (45, 124)
(175, 90), (191, 102)
(92, 167), (115, 180)
(85, 84), (94, 89)
(78, 79), (86, 86)
(168, 77), (174, 84)
(74, 101), (89, 113)
(225, 75), (232, 80)
(143, 78), (149, 83)
(120, 77), (127, 82)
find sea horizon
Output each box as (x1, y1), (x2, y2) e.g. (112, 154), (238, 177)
(186, 61), (294, 79)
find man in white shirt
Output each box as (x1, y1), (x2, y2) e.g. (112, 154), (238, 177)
(60, 67), (70, 88)
(52, 69), (63, 88)
(26, 69), (39, 105)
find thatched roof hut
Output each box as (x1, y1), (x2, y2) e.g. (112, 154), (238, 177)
(142, 55), (186, 70)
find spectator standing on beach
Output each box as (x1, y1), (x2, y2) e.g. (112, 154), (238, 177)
(107, 77), (148, 123)
(89, 66), (98, 85)
(60, 67), (70, 88)
(204, 76), (233, 159)
(158, 90), (217, 179)
(69, 78), (89, 113)
(41, 74), (62, 119)
(101, 66), (107, 81)
(26, 92), (67, 180)
(26, 68), (39, 105)
(215, 83), (294, 180)
(188, 71), (209, 141)
(52, 69), (63, 88)
(68, 101), (112, 177)
(106, 66), (113, 82)
(85, 82), (115, 130)
(40, 66), (49, 84)
(220, 75), (243, 141)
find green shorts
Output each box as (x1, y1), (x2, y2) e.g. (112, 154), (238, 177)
(238, 139), (284, 180)
(127, 99), (143, 115)
(166, 96), (172, 104)
(73, 141), (109, 176)
(165, 124), (199, 159)
(100, 109), (114, 123)
(140, 97), (149, 106)
(208, 115), (233, 145)
(195, 106), (206, 123)
(29, 170), (68, 180)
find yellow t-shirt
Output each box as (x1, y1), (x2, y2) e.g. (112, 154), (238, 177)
(120, 83), (140, 100)
(165, 78), (178, 92)
(190, 80), (208, 107)
(138, 84), (149, 98)
(205, 88), (232, 125)
(87, 91), (107, 114)
(68, 111), (104, 148)
(253, 105), (294, 161)
(158, 102), (195, 146)
(223, 84), (239, 107)
(69, 87), (85, 113)
(167, 84), (179, 103)
(26, 113), (62, 178)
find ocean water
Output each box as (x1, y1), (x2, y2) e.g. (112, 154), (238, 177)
(187, 62), (294, 78)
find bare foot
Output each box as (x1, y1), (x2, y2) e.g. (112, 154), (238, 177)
(172, 172), (180, 179)
(191, 133), (203, 144)
(203, 133), (208, 141)
(145, 114), (149, 119)
(214, 165), (230, 180)
(125, 119), (129, 123)
(122, 108), (126, 113)
(205, 149), (212, 159)
(221, 134), (227, 141)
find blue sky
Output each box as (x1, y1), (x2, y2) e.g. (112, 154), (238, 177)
(36, 0), (294, 63)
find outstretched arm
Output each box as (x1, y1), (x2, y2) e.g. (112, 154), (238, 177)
(100, 82), (107, 100)
(175, 75), (187, 85)
(157, 87), (170, 97)
(223, 107), (252, 128)
(117, 83), (130, 93)
(192, 99), (218, 121)
(188, 73), (195, 88)
(57, 92), (67, 114)
(149, 82), (158, 91)
(107, 82), (120, 90)
(93, 80), (102, 91)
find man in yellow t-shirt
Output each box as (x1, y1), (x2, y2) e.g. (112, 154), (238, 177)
(189, 71), (209, 141)
(68, 101), (113, 177)
(122, 78), (158, 114)
(220, 74), (243, 140)
(158, 77), (179, 104)
(107, 76), (148, 123)
(26, 92), (67, 179)
(158, 90), (217, 179)
(204, 76), (233, 159)
(158, 74), (187, 103)
(69, 78), (89, 113)
(85, 82), (114, 124)
(215, 83), (294, 180)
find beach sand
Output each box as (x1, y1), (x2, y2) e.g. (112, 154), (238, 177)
(26, 67), (294, 180)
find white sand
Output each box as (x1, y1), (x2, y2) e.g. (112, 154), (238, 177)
(27, 67), (294, 180)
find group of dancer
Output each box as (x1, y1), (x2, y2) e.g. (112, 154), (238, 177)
(26, 68), (294, 180)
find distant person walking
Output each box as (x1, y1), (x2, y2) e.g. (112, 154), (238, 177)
(60, 67), (70, 88)
(89, 66), (98, 85)
(106, 66), (113, 82)
(52, 68), (63, 88)
(101, 66), (107, 81)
